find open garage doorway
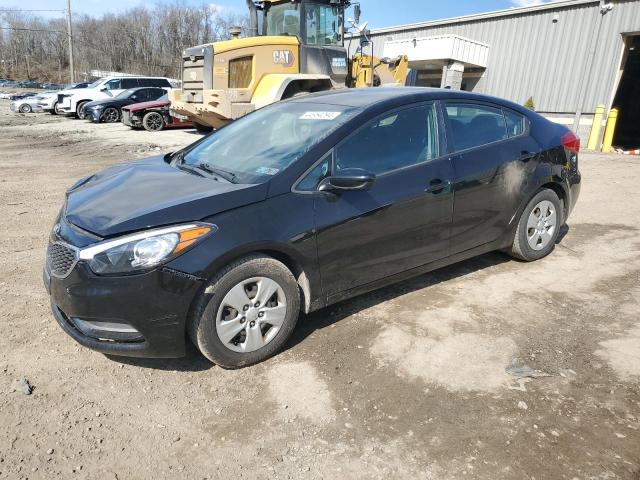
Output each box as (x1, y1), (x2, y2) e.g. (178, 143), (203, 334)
(612, 35), (640, 150)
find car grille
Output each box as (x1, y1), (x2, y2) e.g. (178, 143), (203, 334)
(47, 242), (78, 278)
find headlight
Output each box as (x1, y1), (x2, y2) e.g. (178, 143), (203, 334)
(91, 105), (104, 110)
(79, 223), (215, 275)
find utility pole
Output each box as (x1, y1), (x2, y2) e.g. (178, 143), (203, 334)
(66, 0), (74, 82)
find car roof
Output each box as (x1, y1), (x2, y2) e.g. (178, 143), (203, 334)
(102, 75), (169, 80)
(290, 87), (529, 114)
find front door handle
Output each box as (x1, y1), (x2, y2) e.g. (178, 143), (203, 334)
(425, 179), (451, 194)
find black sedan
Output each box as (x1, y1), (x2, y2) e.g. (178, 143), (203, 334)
(44, 88), (581, 368)
(82, 87), (167, 123)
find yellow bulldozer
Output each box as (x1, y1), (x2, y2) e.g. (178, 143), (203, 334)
(169, 0), (409, 132)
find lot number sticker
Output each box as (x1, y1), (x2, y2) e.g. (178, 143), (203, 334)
(299, 111), (342, 120)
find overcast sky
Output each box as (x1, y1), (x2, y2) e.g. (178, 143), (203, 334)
(2, 0), (555, 29)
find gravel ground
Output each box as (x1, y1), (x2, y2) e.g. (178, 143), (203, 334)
(0, 102), (639, 480)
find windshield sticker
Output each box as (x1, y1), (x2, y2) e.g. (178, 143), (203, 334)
(256, 166), (280, 176)
(299, 111), (342, 121)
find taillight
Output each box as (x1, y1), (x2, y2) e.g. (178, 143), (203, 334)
(561, 131), (580, 154)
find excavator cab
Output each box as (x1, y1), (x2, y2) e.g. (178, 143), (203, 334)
(169, 0), (407, 130)
(257, 0), (351, 85)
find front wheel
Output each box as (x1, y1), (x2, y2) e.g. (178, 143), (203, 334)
(102, 107), (120, 123)
(193, 122), (213, 134)
(76, 101), (88, 119)
(51, 101), (59, 115)
(142, 111), (165, 131)
(19, 103), (32, 113)
(509, 189), (563, 261)
(188, 255), (300, 369)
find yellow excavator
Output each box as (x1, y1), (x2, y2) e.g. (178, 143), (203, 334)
(169, 0), (409, 132)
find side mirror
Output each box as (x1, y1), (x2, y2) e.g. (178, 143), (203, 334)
(354, 4), (361, 24)
(318, 168), (375, 192)
(100, 87), (107, 92)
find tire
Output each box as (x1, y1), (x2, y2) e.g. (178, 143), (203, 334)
(509, 188), (563, 261)
(102, 107), (120, 123)
(19, 104), (32, 113)
(188, 254), (300, 369)
(51, 101), (59, 115)
(193, 122), (213, 134)
(76, 101), (89, 119)
(142, 111), (165, 131)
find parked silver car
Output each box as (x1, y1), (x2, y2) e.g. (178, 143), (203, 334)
(10, 93), (51, 113)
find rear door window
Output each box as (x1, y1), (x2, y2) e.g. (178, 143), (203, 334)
(132, 89), (148, 101)
(445, 103), (508, 151)
(148, 88), (165, 100)
(142, 78), (171, 88)
(121, 78), (139, 89)
(335, 103), (439, 176)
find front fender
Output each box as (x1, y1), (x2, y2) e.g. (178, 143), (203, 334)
(251, 74), (332, 109)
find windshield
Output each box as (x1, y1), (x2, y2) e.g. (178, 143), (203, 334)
(86, 79), (103, 89)
(266, 3), (301, 36)
(182, 101), (360, 184)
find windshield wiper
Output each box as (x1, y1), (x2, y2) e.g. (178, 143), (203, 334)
(175, 163), (205, 177)
(196, 163), (238, 184)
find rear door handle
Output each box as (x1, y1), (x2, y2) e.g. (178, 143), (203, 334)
(425, 180), (451, 194)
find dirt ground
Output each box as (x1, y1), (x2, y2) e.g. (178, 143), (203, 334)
(0, 101), (639, 480)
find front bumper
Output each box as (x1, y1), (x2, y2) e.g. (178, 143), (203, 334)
(121, 109), (141, 127)
(44, 260), (203, 358)
(88, 109), (103, 122)
(56, 95), (74, 114)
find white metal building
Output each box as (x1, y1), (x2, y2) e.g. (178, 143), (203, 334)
(349, 0), (640, 147)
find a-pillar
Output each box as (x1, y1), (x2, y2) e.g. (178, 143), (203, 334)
(441, 61), (465, 90)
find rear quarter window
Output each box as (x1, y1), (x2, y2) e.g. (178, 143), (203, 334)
(504, 109), (527, 138)
(121, 78), (140, 89)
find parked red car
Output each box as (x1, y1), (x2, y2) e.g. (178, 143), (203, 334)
(121, 95), (192, 132)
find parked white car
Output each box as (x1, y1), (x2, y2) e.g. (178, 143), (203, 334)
(56, 76), (172, 118)
(37, 82), (90, 114)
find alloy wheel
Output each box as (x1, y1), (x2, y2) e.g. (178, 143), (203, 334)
(215, 277), (287, 353)
(526, 200), (557, 250)
(19, 104), (31, 113)
(144, 112), (164, 131)
(103, 107), (119, 123)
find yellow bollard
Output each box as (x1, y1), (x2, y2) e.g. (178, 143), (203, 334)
(587, 104), (605, 150)
(601, 108), (619, 153)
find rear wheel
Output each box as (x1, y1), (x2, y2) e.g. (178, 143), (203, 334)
(194, 122), (213, 134)
(76, 101), (89, 119)
(509, 189), (563, 261)
(188, 255), (300, 369)
(142, 111), (165, 131)
(103, 107), (120, 123)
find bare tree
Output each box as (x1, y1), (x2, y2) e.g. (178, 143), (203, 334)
(0, 1), (248, 82)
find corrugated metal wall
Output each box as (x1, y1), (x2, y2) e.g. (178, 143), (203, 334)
(350, 0), (640, 114)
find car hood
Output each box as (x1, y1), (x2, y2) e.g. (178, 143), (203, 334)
(123, 99), (170, 111)
(84, 98), (130, 109)
(64, 155), (268, 238)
